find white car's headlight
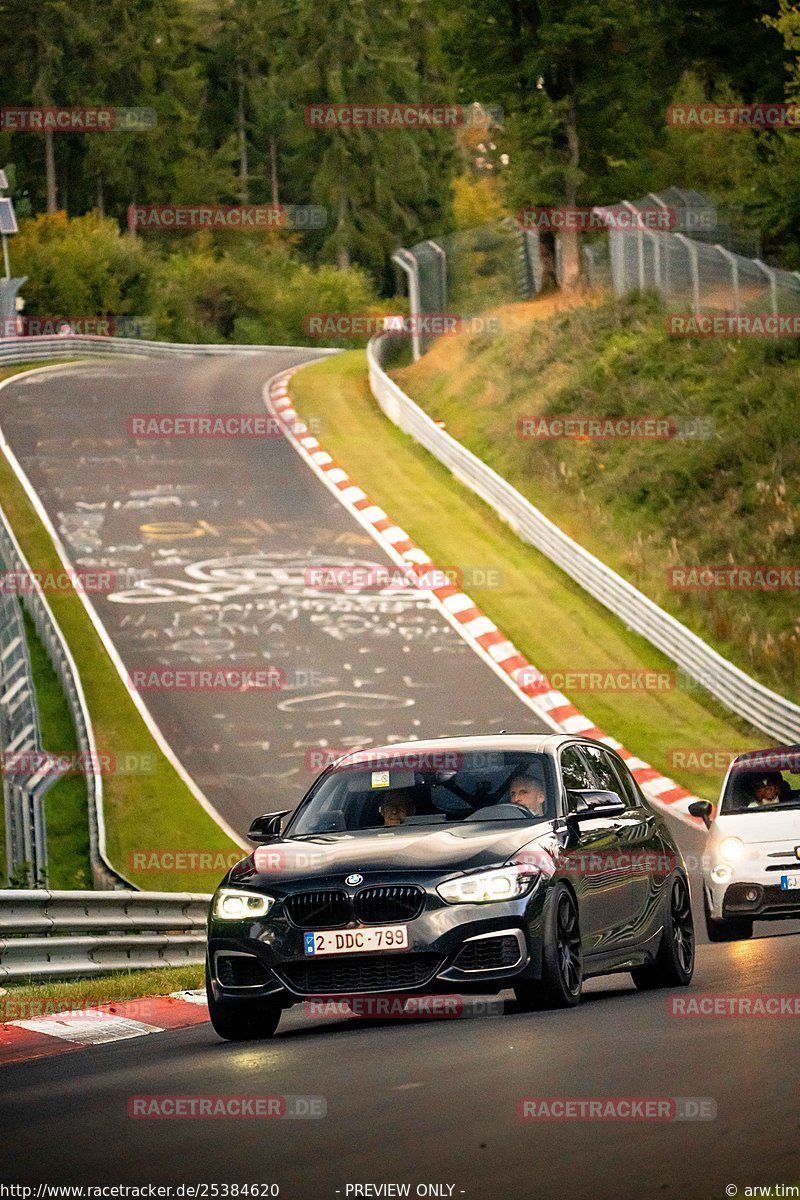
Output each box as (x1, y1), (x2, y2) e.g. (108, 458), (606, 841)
(437, 865), (536, 905)
(213, 888), (275, 920)
(718, 836), (745, 864)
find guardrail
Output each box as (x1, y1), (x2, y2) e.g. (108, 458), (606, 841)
(0, 334), (341, 365)
(367, 332), (800, 745)
(0, 890), (211, 980)
(0, 574), (54, 885)
(0, 506), (130, 889)
(0, 335), (340, 889)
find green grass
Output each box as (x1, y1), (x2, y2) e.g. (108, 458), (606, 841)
(289, 351), (768, 805)
(0, 965), (204, 1018)
(391, 293), (800, 699)
(0, 361), (76, 383)
(21, 608), (91, 889)
(0, 363), (242, 892)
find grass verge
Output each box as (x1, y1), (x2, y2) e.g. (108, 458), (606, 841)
(0, 964), (204, 1019)
(21, 608), (91, 888)
(392, 292), (800, 698)
(0, 363), (241, 892)
(289, 351), (768, 805)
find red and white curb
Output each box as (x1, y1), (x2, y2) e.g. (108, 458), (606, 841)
(265, 368), (700, 827)
(0, 990), (209, 1066)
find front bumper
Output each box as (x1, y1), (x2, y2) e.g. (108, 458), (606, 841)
(705, 863), (800, 920)
(207, 884), (547, 1004)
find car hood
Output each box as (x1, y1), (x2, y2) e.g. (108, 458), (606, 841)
(228, 822), (551, 885)
(712, 810), (800, 844)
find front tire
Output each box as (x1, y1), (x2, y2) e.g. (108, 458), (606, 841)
(515, 883), (583, 1010)
(631, 875), (695, 990)
(206, 962), (283, 1041)
(703, 893), (753, 942)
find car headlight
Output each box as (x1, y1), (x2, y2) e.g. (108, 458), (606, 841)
(718, 836), (745, 864)
(437, 865), (536, 905)
(213, 888), (275, 920)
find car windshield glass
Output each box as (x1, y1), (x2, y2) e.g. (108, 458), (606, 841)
(720, 754), (800, 814)
(286, 751), (554, 836)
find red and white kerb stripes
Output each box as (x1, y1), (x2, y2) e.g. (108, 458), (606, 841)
(266, 370), (699, 825)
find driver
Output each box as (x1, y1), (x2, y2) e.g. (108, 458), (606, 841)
(745, 771), (783, 809)
(379, 789), (417, 827)
(508, 773), (547, 818)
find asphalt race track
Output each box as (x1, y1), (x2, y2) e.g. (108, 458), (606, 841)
(0, 934), (797, 1197)
(0, 354), (552, 833)
(0, 355), (797, 1198)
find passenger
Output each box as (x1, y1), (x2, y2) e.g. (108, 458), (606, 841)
(379, 790), (417, 827)
(745, 772), (783, 809)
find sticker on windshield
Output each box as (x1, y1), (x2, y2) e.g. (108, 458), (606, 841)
(372, 770), (390, 788)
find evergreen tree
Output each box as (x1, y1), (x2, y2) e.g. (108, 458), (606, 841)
(275, 0), (455, 283)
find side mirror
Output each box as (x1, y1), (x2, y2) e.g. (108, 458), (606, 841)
(688, 800), (713, 830)
(566, 789), (627, 819)
(247, 810), (290, 844)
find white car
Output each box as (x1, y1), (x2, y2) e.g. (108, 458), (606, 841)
(689, 750), (800, 941)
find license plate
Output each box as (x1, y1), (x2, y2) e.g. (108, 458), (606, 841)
(780, 875), (800, 890)
(304, 926), (408, 956)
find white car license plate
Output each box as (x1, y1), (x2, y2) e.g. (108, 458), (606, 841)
(780, 875), (800, 890)
(304, 926), (408, 956)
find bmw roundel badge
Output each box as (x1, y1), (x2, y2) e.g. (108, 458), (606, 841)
(345, 873), (363, 886)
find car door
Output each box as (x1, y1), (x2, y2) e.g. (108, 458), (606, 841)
(557, 743), (627, 954)
(581, 744), (663, 938)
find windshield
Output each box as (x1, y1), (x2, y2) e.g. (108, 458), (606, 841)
(721, 754), (800, 815)
(286, 751), (555, 837)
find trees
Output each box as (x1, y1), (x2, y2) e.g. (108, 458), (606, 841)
(440, 0), (672, 286)
(274, 0), (454, 283)
(1, 0), (797, 287)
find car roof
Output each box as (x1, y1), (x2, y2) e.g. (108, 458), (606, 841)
(729, 746), (800, 769)
(336, 733), (597, 765)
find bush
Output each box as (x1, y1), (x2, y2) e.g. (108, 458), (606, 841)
(9, 215), (394, 347)
(10, 212), (150, 319)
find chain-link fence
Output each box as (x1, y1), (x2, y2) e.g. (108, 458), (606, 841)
(602, 190), (800, 314)
(394, 220), (542, 358)
(393, 187), (799, 357)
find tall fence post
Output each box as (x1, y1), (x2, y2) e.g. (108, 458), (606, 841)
(753, 259), (778, 314)
(674, 234), (701, 314)
(714, 246), (741, 314)
(391, 249), (422, 362)
(622, 201), (646, 290)
(422, 240), (448, 312)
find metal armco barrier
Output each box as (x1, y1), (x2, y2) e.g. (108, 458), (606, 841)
(0, 506), (130, 889)
(0, 890), (211, 980)
(367, 332), (800, 744)
(0, 577), (59, 886)
(0, 337), (340, 889)
(0, 334), (341, 365)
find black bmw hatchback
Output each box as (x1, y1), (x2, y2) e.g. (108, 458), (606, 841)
(206, 735), (694, 1039)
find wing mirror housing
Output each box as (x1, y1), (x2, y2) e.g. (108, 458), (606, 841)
(247, 810), (290, 843)
(688, 800), (713, 829)
(566, 789), (627, 819)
